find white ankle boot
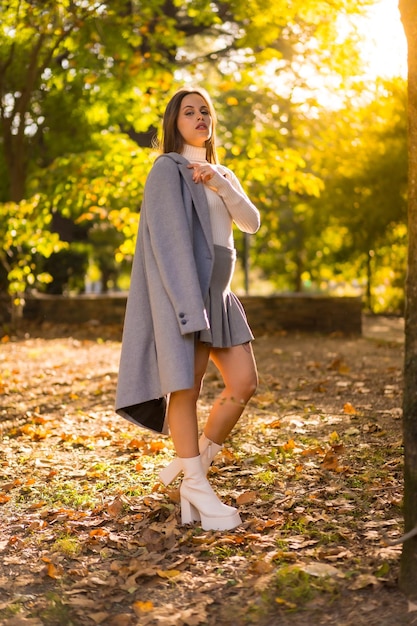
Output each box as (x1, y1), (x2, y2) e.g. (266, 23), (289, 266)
(159, 433), (223, 486)
(179, 455), (241, 531)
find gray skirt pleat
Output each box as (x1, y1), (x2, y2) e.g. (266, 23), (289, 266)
(197, 245), (254, 348)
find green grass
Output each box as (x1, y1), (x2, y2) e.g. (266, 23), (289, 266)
(52, 534), (82, 557)
(39, 592), (75, 625)
(254, 470), (277, 485)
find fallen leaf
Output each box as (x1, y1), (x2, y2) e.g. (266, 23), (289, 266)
(282, 439), (295, 452)
(133, 600), (154, 615)
(27, 501), (47, 510)
(236, 490), (257, 505)
(343, 402), (357, 415)
(302, 445), (325, 457)
(349, 574), (380, 590)
(127, 438), (144, 450)
(344, 426), (361, 436)
(46, 562), (62, 579)
(248, 559), (274, 574)
(88, 612), (111, 624)
(157, 569), (181, 579)
(108, 614), (132, 626)
(300, 562), (344, 579)
(107, 495), (129, 517)
(321, 451), (340, 471)
(89, 528), (109, 538)
(275, 597), (297, 609)
(149, 440), (166, 452)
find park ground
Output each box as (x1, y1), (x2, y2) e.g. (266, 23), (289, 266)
(0, 315), (416, 626)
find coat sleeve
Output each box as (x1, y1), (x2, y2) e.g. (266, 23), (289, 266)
(142, 156), (210, 336)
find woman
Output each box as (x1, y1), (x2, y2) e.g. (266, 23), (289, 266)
(116, 86), (260, 531)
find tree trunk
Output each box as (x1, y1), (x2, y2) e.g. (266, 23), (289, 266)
(399, 0), (417, 599)
(3, 130), (28, 202)
(366, 250), (373, 312)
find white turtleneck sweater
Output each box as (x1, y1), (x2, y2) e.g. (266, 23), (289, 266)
(181, 144), (260, 248)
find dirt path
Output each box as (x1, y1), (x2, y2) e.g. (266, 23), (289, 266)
(362, 315), (404, 343)
(0, 317), (414, 626)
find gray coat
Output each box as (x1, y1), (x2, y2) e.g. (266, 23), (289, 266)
(115, 152), (214, 434)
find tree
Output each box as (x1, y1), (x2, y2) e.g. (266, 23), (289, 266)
(304, 79), (407, 308)
(0, 195), (67, 322)
(399, 0), (417, 600)
(0, 0), (179, 203)
(219, 77), (407, 299)
(31, 132), (152, 292)
(0, 0), (372, 300)
(0, 0), (166, 301)
(0, 0), (365, 202)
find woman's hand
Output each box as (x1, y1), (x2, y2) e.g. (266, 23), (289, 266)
(187, 162), (217, 185)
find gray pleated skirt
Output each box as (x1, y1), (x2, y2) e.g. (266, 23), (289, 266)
(198, 245), (254, 348)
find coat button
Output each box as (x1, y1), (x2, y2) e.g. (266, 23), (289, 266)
(179, 312), (185, 318)
(181, 319), (187, 325)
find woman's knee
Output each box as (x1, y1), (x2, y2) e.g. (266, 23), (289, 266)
(249, 371), (258, 397)
(212, 344), (258, 402)
(227, 369), (257, 404)
(241, 371), (258, 401)
(236, 348), (258, 399)
(170, 383), (200, 407)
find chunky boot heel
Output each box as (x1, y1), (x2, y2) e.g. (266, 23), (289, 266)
(179, 455), (241, 531)
(159, 433), (223, 486)
(180, 496), (201, 524)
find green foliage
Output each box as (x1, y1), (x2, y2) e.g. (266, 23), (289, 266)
(0, 0), (179, 203)
(370, 224), (407, 314)
(0, 195), (67, 301)
(0, 0), (407, 311)
(41, 247), (90, 295)
(305, 78), (408, 309)
(25, 132), (151, 292)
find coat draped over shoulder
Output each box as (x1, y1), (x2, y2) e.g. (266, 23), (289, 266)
(115, 153), (214, 434)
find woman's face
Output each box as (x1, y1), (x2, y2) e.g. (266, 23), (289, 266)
(176, 93), (212, 148)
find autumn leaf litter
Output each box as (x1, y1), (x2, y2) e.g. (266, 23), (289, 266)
(0, 318), (413, 625)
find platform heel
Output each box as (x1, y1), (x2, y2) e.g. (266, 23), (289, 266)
(179, 455), (241, 531)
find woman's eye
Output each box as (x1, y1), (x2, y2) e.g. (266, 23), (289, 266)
(184, 109), (209, 117)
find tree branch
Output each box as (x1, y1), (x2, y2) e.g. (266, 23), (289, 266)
(384, 525), (417, 546)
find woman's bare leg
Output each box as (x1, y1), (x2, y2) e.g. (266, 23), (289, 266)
(167, 341), (211, 458)
(165, 341), (241, 531)
(204, 342), (258, 445)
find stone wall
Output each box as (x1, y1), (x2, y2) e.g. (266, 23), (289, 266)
(13, 293), (362, 335)
(241, 294), (362, 335)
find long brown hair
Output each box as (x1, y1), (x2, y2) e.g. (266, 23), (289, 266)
(160, 87), (219, 164)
